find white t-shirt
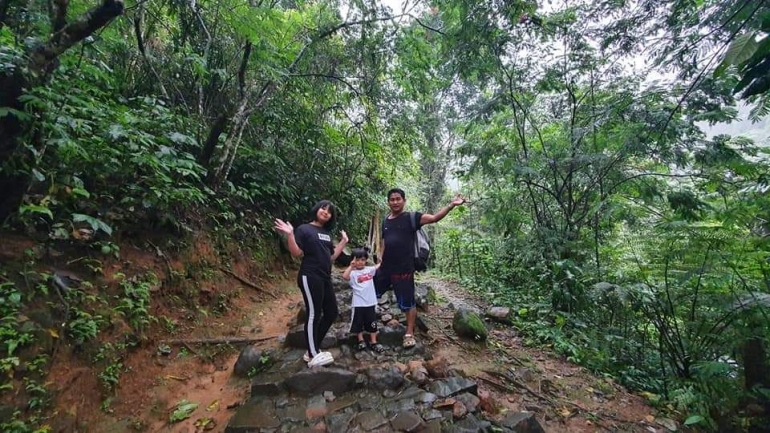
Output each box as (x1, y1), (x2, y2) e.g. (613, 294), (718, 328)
(349, 266), (378, 307)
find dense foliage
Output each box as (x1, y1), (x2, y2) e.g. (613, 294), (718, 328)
(1, 0), (769, 430)
(427, 0), (770, 430)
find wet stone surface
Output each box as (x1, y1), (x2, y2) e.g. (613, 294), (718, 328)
(226, 398), (281, 432)
(429, 376), (478, 398)
(226, 279), (497, 433)
(390, 411), (424, 432)
(284, 368), (357, 396)
(356, 410), (389, 430)
(500, 411), (546, 433)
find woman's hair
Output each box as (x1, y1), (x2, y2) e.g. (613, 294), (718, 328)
(351, 247), (370, 259)
(310, 200), (336, 229)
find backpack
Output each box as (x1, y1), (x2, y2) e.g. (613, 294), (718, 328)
(382, 212), (431, 272)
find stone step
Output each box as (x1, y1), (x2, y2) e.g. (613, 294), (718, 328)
(230, 357), (547, 433)
(227, 383), (506, 433)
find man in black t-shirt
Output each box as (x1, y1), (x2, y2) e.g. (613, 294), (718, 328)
(376, 188), (466, 348)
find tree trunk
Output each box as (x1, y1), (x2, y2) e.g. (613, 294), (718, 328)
(744, 336), (769, 391)
(0, 0), (11, 29)
(198, 113), (229, 167)
(207, 92), (251, 187)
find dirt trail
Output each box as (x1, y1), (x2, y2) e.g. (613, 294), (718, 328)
(81, 272), (663, 432)
(74, 277), (302, 432)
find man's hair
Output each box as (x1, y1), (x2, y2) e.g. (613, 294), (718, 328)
(387, 188), (406, 200)
(351, 247), (370, 259)
(309, 200), (336, 229)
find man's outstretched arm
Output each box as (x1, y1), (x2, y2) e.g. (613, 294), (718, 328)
(420, 194), (466, 225)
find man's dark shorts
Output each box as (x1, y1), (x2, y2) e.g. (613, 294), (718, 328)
(350, 306), (378, 333)
(374, 271), (415, 312)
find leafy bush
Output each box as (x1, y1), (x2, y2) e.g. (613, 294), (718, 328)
(114, 273), (157, 334)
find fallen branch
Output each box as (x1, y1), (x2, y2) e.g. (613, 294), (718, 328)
(182, 342), (201, 357)
(482, 369), (556, 405)
(219, 267), (278, 299)
(478, 376), (513, 393)
(147, 240), (175, 280)
(160, 335), (278, 346)
(440, 328), (463, 347)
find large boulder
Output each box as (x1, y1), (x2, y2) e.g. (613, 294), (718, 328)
(453, 308), (488, 341)
(378, 323), (407, 346)
(284, 368), (357, 396)
(233, 345), (265, 377)
(331, 273), (348, 292)
(485, 306), (512, 324)
(365, 366), (405, 390)
(285, 325), (337, 349)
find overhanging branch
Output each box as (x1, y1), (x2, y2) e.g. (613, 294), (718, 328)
(29, 0), (124, 76)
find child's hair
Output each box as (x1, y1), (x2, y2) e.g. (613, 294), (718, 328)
(351, 247), (370, 259)
(309, 200), (336, 229)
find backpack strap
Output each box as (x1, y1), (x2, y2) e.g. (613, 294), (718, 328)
(410, 212), (418, 231)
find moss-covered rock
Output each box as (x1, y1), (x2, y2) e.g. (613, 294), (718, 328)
(452, 308), (488, 341)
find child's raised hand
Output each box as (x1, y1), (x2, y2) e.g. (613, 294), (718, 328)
(274, 218), (293, 235)
(340, 230), (349, 243)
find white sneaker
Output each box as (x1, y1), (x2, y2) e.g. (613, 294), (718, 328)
(307, 352), (334, 368)
(303, 351), (331, 362)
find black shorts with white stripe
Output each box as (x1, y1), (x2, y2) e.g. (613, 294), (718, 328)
(349, 305), (378, 333)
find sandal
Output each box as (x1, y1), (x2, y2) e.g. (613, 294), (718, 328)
(371, 343), (386, 353)
(356, 341), (368, 351)
(402, 334), (416, 348)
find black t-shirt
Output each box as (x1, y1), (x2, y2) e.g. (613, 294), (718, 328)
(295, 223), (334, 277)
(381, 212), (423, 273)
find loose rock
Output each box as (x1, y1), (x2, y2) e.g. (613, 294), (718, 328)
(365, 366), (404, 390)
(429, 376), (478, 398)
(390, 411), (424, 432)
(233, 345), (264, 377)
(452, 308), (488, 341)
(485, 306), (512, 323)
(501, 412), (546, 433)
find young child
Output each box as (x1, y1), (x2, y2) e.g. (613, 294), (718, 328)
(342, 248), (386, 352)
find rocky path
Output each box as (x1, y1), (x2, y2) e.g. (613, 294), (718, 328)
(222, 273), (670, 433)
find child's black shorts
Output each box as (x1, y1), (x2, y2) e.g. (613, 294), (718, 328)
(349, 305), (378, 333)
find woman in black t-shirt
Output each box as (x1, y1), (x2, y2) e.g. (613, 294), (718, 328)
(274, 200), (348, 367)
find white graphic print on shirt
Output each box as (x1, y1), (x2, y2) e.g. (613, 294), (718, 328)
(349, 266), (378, 307)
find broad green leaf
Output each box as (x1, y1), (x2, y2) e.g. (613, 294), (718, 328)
(684, 415), (704, 425)
(72, 187), (90, 198)
(715, 32), (759, 78)
(31, 168), (45, 182)
(168, 132), (196, 146)
(19, 205), (53, 219)
(72, 213), (113, 235)
(0, 107), (31, 121)
(170, 400), (199, 422)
